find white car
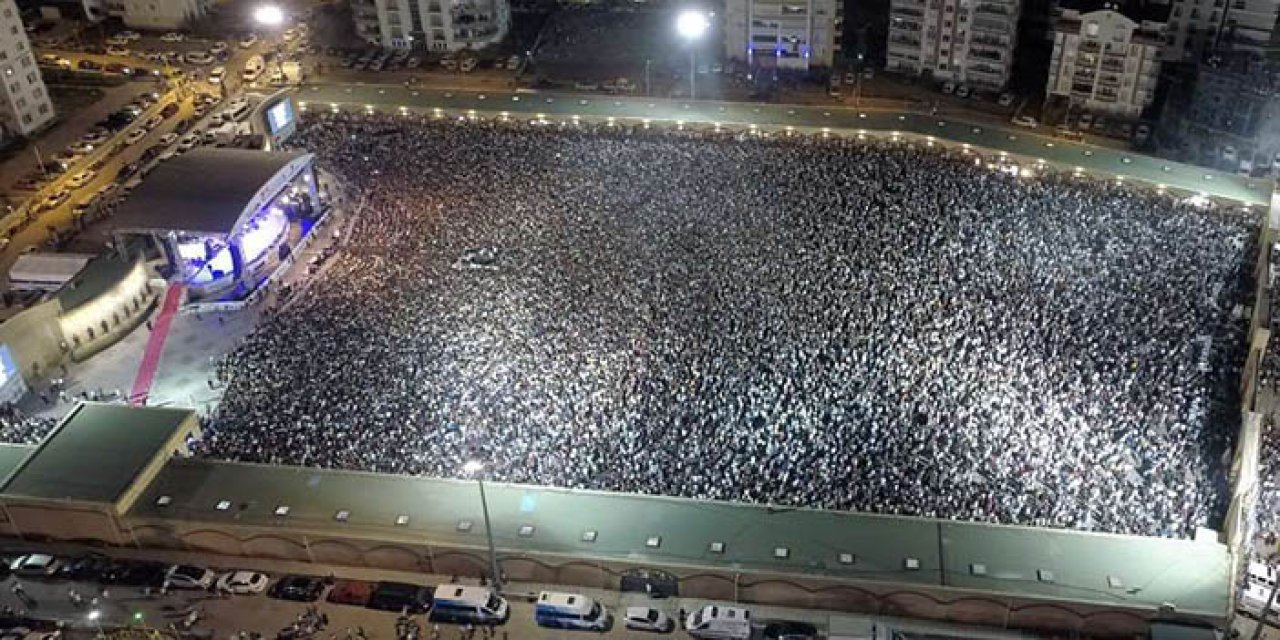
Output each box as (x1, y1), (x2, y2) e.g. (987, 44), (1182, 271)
(81, 129), (110, 146)
(158, 132), (180, 146)
(997, 92), (1015, 107)
(216, 571), (269, 594)
(210, 41), (228, 55)
(125, 128), (148, 144)
(9, 554), (60, 577)
(282, 28), (298, 42)
(624, 607), (673, 632)
(165, 564), (216, 589)
(239, 33), (259, 48)
(105, 35), (130, 46)
(39, 190), (70, 211)
(185, 51), (215, 65)
(1010, 115), (1038, 129)
(118, 30), (142, 40)
(106, 46), (130, 57)
(143, 114), (163, 130)
(209, 66), (225, 83)
(160, 31), (185, 42)
(66, 170), (96, 189)
(177, 134), (200, 151)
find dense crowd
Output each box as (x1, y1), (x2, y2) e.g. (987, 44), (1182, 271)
(200, 113), (1257, 538)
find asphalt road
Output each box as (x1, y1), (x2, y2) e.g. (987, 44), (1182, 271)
(293, 83), (1273, 206)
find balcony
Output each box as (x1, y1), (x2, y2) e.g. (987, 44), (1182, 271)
(970, 34), (1008, 47)
(890, 17), (923, 30)
(973, 3), (1010, 16)
(890, 34), (922, 46)
(969, 45), (1003, 61)
(890, 5), (925, 18)
(1079, 40), (1100, 53)
(1098, 73), (1121, 86)
(971, 18), (1009, 32)
(1100, 60), (1125, 73)
(1070, 83), (1093, 95)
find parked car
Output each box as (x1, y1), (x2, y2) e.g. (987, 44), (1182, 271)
(941, 81), (956, 94)
(240, 33), (259, 48)
(58, 554), (112, 581)
(77, 59), (102, 72)
(165, 564), (216, 589)
(997, 92), (1015, 107)
(9, 554), (60, 577)
(185, 51), (215, 66)
(38, 190), (71, 211)
(106, 46), (130, 57)
(210, 41), (228, 55)
(1224, 145), (1239, 162)
(177, 134), (200, 152)
(117, 30), (142, 40)
(1010, 115), (1038, 128)
(160, 102), (180, 118)
(125, 128), (148, 144)
(102, 561), (166, 587)
(685, 605), (750, 640)
(506, 54), (520, 70)
(1134, 123), (1151, 144)
(367, 582), (432, 613)
(66, 170), (96, 189)
(762, 621), (819, 640)
(955, 85), (971, 98)
(1078, 113), (1093, 130)
(624, 607), (673, 632)
(160, 31), (184, 42)
(157, 132), (180, 146)
(268, 575), (326, 602)
(1055, 125), (1083, 141)
(216, 571), (269, 594)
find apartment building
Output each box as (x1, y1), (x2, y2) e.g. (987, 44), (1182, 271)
(351, 0), (509, 51)
(885, 0), (1021, 89)
(1046, 0), (1166, 119)
(99, 0), (209, 29)
(0, 0), (54, 140)
(1163, 0), (1280, 60)
(723, 0), (843, 70)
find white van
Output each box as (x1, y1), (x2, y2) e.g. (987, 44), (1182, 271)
(534, 591), (610, 631)
(430, 585), (508, 625)
(242, 55), (264, 82)
(224, 98), (252, 122)
(685, 605), (751, 640)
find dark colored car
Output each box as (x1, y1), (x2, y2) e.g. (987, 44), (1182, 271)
(160, 102), (179, 118)
(76, 59), (101, 71)
(101, 560), (166, 587)
(367, 582), (432, 613)
(59, 553), (112, 581)
(268, 575), (326, 602)
(762, 621), (819, 640)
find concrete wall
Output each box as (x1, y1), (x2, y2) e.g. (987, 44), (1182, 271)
(0, 299), (66, 386)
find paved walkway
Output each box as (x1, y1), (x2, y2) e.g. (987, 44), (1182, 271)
(129, 284), (184, 405)
(292, 83), (1273, 206)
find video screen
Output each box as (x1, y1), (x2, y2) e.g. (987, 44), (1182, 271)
(267, 99), (295, 135)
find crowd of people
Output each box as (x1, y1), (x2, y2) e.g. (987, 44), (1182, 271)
(200, 112), (1257, 539)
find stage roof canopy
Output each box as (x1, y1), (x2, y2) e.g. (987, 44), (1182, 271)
(111, 148), (313, 237)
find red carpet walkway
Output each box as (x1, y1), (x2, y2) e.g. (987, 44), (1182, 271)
(129, 284), (185, 405)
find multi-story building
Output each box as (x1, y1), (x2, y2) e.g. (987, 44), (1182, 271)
(351, 0), (509, 51)
(885, 0), (1021, 89)
(0, 0), (54, 141)
(723, 0), (843, 70)
(1162, 0), (1280, 61)
(100, 0), (209, 30)
(1168, 51), (1280, 169)
(1046, 0), (1166, 119)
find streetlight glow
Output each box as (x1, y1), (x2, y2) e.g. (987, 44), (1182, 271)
(676, 10), (709, 39)
(254, 4), (284, 26)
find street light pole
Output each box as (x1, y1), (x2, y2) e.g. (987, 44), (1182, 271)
(676, 10), (709, 101)
(464, 460), (501, 591)
(689, 49), (696, 100)
(476, 475), (501, 590)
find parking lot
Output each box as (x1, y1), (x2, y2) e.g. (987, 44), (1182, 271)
(0, 545), (955, 640)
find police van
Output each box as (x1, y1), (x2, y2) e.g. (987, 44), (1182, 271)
(533, 591), (610, 631)
(430, 585), (508, 625)
(685, 605), (752, 640)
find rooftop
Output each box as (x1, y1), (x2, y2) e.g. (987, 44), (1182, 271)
(131, 458), (1230, 616)
(110, 148), (309, 237)
(1, 403), (195, 505)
